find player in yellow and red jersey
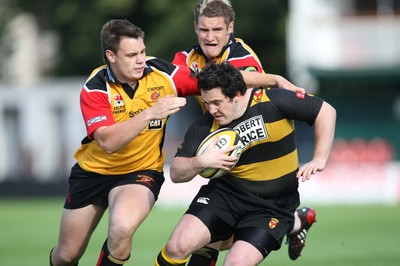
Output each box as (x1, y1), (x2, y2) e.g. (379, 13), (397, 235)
(75, 57), (198, 176)
(48, 19), (201, 266)
(172, 0), (263, 113)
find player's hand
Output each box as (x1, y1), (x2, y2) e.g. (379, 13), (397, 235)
(276, 75), (306, 94)
(198, 137), (238, 171)
(148, 95), (186, 119)
(296, 159), (327, 182)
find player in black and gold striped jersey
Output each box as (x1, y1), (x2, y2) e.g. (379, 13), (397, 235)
(173, 1), (313, 264)
(155, 62), (336, 265)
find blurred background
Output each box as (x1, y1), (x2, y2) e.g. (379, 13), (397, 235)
(0, 0), (399, 204)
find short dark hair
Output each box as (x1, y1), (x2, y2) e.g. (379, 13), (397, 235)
(194, 0), (235, 27)
(100, 19), (145, 64)
(198, 62), (246, 100)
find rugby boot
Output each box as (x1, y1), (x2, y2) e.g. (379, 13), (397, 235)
(286, 207), (317, 260)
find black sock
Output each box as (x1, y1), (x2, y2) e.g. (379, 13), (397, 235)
(96, 239), (130, 266)
(187, 247), (219, 266)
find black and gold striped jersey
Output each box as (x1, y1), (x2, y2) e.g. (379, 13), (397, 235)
(176, 88), (323, 196)
(74, 57), (199, 175)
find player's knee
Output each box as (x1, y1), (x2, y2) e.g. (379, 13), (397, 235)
(53, 247), (80, 265)
(110, 221), (135, 241)
(165, 240), (192, 258)
(109, 225), (134, 252)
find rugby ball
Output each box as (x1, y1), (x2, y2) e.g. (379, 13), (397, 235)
(195, 128), (243, 179)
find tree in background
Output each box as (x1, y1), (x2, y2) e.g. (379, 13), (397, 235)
(2, 0), (288, 77)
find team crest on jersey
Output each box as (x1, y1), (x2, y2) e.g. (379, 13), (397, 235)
(113, 94), (126, 114)
(269, 218), (279, 229)
(113, 94), (124, 107)
(234, 115), (268, 147)
(151, 91), (160, 101)
(147, 86), (163, 102)
(149, 119), (163, 129)
(253, 89), (263, 102)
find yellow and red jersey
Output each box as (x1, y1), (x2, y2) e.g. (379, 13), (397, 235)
(172, 35), (264, 112)
(74, 57), (199, 175)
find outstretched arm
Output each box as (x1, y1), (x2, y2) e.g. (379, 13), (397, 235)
(94, 95), (186, 153)
(241, 71), (306, 94)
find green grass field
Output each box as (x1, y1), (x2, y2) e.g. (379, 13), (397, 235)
(0, 198), (399, 266)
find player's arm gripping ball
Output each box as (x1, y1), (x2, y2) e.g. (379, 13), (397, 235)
(196, 128), (243, 179)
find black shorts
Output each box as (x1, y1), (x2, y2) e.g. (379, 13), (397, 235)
(186, 178), (299, 256)
(64, 163), (165, 209)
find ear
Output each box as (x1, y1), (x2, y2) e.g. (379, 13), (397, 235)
(227, 21), (234, 35)
(194, 21), (199, 33)
(105, 49), (115, 63)
(234, 91), (241, 102)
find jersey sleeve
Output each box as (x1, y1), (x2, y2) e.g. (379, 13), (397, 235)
(172, 64), (200, 96)
(229, 57), (263, 73)
(267, 89), (324, 126)
(228, 39), (264, 73)
(80, 82), (115, 139)
(172, 51), (187, 65)
(146, 57), (199, 97)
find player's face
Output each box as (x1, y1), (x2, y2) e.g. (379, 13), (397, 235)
(201, 88), (239, 125)
(195, 16), (234, 59)
(106, 37), (146, 84)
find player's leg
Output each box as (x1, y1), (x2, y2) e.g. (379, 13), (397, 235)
(224, 241), (264, 265)
(187, 237), (233, 266)
(155, 214), (212, 266)
(50, 205), (105, 266)
(286, 207), (317, 260)
(224, 227), (280, 265)
(97, 184), (156, 266)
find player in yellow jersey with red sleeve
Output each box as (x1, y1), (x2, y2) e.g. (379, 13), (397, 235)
(172, 0), (263, 113)
(49, 19), (201, 266)
(172, 1), (316, 264)
(75, 57), (198, 176)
